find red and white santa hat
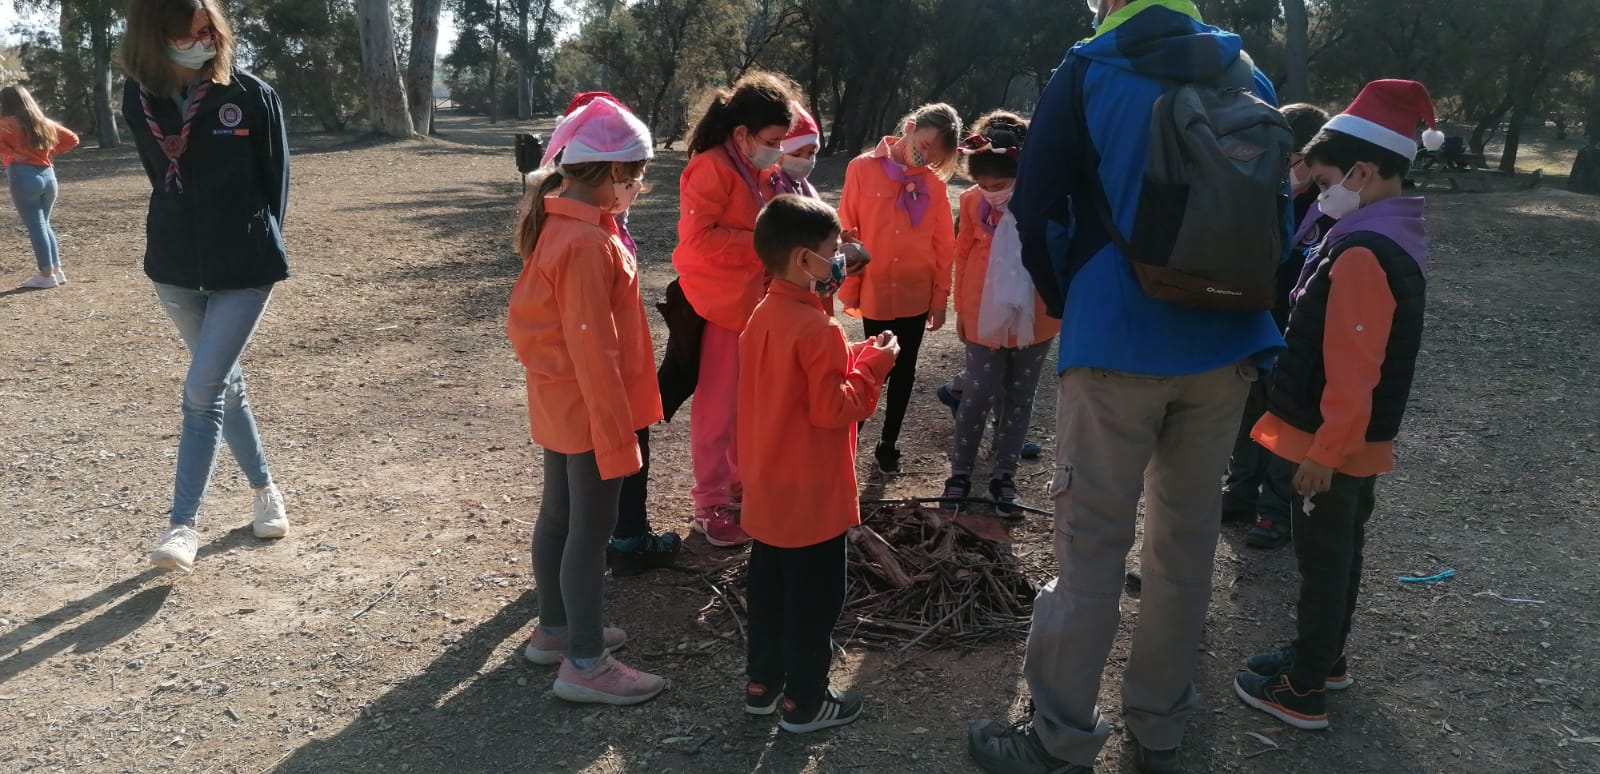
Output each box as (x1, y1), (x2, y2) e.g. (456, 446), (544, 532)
(1322, 79), (1445, 161)
(541, 94), (653, 167)
(781, 102), (820, 154)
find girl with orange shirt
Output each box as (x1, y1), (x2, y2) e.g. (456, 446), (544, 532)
(671, 71), (801, 546)
(507, 97), (666, 706)
(940, 112), (1058, 516)
(837, 103), (962, 473)
(1, 86), (79, 290)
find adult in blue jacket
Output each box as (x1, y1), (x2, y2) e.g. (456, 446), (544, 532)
(122, 0), (293, 575)
(967, 2), (1284, 773)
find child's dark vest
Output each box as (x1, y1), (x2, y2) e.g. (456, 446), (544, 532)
(1267, 232), (1426, 441)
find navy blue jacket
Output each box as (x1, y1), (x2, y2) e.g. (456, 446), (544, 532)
(1012, 0), (1284, 376)
(123, 68), (290, 290)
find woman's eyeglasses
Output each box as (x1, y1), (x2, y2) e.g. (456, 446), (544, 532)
(170, 27), (216, 51)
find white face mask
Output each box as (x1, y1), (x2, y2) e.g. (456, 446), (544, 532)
(1316, 167), (1365, 220)
(1289, 165), (1310, 192)
(747, 143), (782, 170)
(781, 155), (815, 180)
(982, 185), (1014, 208)
(167, 41), (216, 70)
(608, 179), (642, 214)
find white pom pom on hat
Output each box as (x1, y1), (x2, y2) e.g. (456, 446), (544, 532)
(1322, 79), (1444, 161)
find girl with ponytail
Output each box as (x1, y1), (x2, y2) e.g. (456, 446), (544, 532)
(671, 70), (801, 547)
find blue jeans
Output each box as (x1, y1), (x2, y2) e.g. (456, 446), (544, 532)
(8, 163), (60, 272)
(155, 282), (275, 526)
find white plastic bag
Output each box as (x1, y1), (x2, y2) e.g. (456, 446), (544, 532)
(976, 211), (1036, 348)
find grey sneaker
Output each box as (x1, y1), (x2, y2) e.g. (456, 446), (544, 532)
(967, 718), (1088, 774)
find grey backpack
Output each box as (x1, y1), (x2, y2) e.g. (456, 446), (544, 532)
(1090, 52), (1294, 311)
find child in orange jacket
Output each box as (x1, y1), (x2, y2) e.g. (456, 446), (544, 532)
(739, 194), (899, 733)
(940, 112), (1059, 517)
(506, 97), (666, 706)
(671, 71), (802, 547)
(1, 85), (80, 289)
(837, 103), (962, 473)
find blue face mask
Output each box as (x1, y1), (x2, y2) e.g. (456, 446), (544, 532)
(806, 250), (847, 296)
(167, 41), (217, 71)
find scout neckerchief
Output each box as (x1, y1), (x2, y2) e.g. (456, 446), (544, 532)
(879, 155), (930, 228)
(139, 81), (212, 193)
(721, 140), (771, 211)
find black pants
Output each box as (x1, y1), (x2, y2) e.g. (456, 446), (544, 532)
(862, 314), (929, 452)
(614, 427), (651, 540)
(1289, 472), (1377, 688)
(745, 533), (848, 712)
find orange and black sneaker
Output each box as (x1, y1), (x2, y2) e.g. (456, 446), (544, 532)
(1246, 645), (1353, 690)
(1234, 671), (1329, 730)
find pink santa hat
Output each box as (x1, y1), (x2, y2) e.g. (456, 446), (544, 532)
(540, 95), (653, 167)
(1322, 79), (1445, 161)
(781, 102), (821, 154)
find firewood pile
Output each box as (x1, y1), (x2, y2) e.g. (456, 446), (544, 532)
(704, 504), (1038, 650)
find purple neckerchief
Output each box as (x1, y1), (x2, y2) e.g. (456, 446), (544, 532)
(722, 140), (770, 211)
(775, 171), (818, 199)
(977, 197), (1004, 235)
(879, 156), (930, 227)
(615, 208), (637, 256)
(1291, 196), (1430, 303)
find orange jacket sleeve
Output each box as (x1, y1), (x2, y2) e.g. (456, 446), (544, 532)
(678, 160), (755, 270)
(1308, 248), (1396, 470)
(801, 322), (894, 429)
(556, 242), (643, 479)
(953, 195), (978, 319)
(52, 124), (80, 156)
(930, 188), (957, 312)
(836, 162), (864, 310)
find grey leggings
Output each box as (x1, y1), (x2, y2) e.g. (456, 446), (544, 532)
(532, 447), (622, 660)
(950, 340), (1052, 478)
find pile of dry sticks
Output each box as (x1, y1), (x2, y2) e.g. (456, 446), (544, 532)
(703, 503), (1038, 650)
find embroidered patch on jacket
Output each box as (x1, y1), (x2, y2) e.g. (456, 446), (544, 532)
(219, 103), (243, 128)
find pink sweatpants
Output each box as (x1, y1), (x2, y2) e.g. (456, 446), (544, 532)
(690, 322), (740, 510)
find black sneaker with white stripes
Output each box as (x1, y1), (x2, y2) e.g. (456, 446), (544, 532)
(778, 687), (863, 734)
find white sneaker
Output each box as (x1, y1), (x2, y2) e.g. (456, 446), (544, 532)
(150, 526), (200, 573)
(20, 274), (59, 289)
(252, 484), (289, 538)
(53, 269), (67, 284)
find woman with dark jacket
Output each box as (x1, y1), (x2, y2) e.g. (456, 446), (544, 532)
(122, 0), (292, 572)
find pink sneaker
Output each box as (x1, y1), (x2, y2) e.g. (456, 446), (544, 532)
(552, 655), (667, 705)
(522, 625), (627, 665)
(694, 505), (749, 547)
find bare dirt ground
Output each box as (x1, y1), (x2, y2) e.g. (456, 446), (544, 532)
(1, 114), (1597, 774)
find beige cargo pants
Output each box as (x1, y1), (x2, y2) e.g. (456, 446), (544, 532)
(1026, 363), (1253, 764)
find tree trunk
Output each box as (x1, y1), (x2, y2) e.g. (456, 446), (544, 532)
(406, 0), (443, 135)
(517, 0), (532, 120)
(488, 0), (502, 123)
(357, 0), (416, 138)
(1569, 147), (1600, 194)
(1281, 0), (1309, 102)
(89, 5), (120, 148)
(1500, 0), (1557, 174)
(1470, 96), (1511, 156)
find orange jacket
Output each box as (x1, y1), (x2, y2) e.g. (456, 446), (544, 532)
(1253, 247), (1396, 477)
(737, 280), (895, 548)
(507, 197), (663, 479)
(0, 117), (79, 167)
(837, 137), (956, 321)
(953, 186), (1059, 348)
(672, 146), (781, 332)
